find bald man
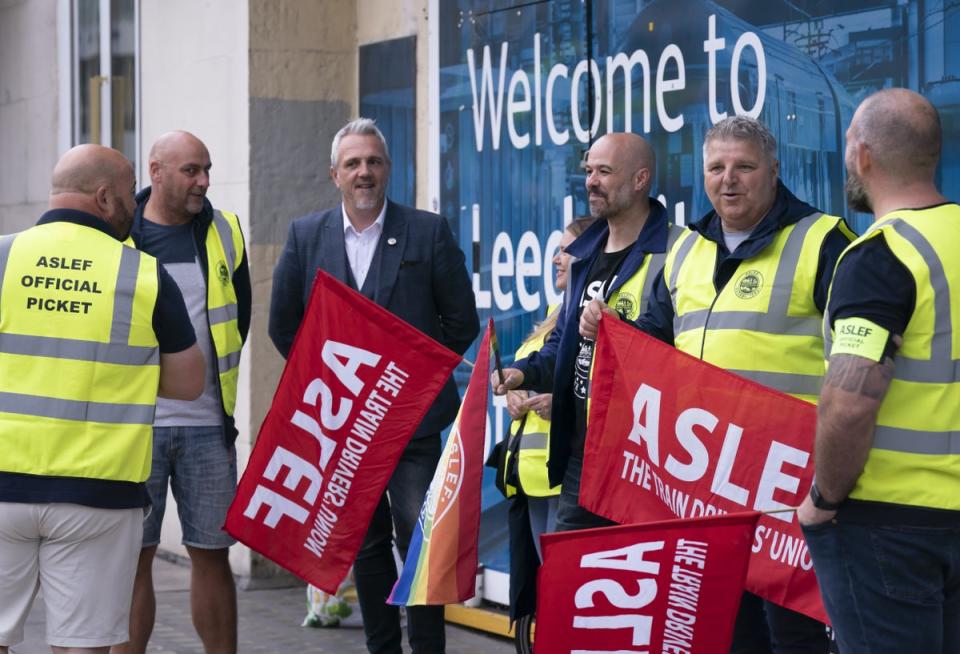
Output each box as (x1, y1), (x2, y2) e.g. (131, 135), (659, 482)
(494, 132), (684, 532)
(117, 132), (250, 654)
(0, 145), (202, 653)
(798, 89), (960, 652)
(581, 116), (855, 653)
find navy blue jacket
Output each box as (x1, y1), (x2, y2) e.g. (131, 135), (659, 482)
(513, 199), (673, 486)
(130, 187), (252, 444)
(269, 201), (480, 438)
(635, 181), (852, 344)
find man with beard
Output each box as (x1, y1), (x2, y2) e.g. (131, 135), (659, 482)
(582, 116), (854, 653)
(493, 132), (683, 532)
(119, 131), (250, 654)
(0, 145), (202, 653)
(798, 89), (960, 652)
(269, 118), (478, 654)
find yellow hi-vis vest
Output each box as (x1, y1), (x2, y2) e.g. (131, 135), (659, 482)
(505, 304), (561, 498)
(664, 213), (852, 403)
(828, 205), (960, 510)
(582, 223), (684, 419)
(0, 222), (160, 483)
(606, 225), (685, 323)
(205, 210), (245, 416)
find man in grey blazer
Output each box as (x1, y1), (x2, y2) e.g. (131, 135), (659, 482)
(269, 118), (479, 654)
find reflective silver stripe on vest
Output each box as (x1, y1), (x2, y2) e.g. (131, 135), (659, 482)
(218, 350), (241, 373)
(0, 234), (16, 319)
(109, 245), (142, 344)
(640, 227), (683, 309)
(0, 333), (157, 365)
(873, 425), (960, 455)
(640, 251), (666, 310)
(0, 391), (155, 425)
(208, 303), (238, 326)
(677, 309), (822, 336)
(668, 231), (698, 291)
(886, 220), (958, 383)
(213, 210), (237, 274)
(673, 213), (824, 340)
(518, 432), (548, 450)
(727, 369), (823, 397)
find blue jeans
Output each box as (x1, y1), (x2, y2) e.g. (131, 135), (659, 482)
(354, 434), (444, 654)
(803, 516), (960, 653)
(527, 495), (559, 561)
(730, 591), (828, 654)
(143, 426), (236, 549)
(555, 454), (615, 532)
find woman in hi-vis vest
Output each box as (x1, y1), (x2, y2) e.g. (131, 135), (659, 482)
(492, 217), (594, 654)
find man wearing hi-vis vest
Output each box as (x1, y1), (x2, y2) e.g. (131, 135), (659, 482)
(119, 132), (250, 654)
(0, 145), (202, 652)
(582, 116), (854, 654)
(494, 132), (684, 533)
(798, 89), (960, 653)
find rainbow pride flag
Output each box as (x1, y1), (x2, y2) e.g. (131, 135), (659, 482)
(388, 319), (493, 606)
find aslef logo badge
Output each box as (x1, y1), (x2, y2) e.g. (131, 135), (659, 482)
(417, 431), (463, 542)
(217, 260), (230, 286)
(614, 293), (638, 320)
(734, 270), (763, 299)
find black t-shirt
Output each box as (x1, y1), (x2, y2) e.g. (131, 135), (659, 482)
(827, 234), (914, 359)
(572, 246), (631, 454)
(827, 217), (960, 526)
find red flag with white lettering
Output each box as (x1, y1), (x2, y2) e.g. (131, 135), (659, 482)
(224, 270), (462, 593)
(534, 512), (759, 654)
(580, 318), (828, 623)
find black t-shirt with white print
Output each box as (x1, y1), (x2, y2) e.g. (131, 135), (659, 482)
(572, 245), (631, 454)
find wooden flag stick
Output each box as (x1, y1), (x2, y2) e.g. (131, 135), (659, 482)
(763, 507), (798, 515)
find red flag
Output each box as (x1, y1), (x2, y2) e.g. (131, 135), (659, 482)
(534, 512), (760, 654)
(224, 270), (462, 593)
(388, 319), (492, 605)
(580, 318), (827, 623)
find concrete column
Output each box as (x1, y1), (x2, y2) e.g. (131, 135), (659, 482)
(0, 1), (60, 233)
(246, 0), (358, 584)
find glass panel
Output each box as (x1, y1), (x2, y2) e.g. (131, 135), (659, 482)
(75, 0), (101, 145)
(110, 0), (136, 162)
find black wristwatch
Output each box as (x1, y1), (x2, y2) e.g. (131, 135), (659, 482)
(809, 482), (842, 511)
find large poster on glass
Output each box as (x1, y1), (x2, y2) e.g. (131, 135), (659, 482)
(437, 0), (960, 593)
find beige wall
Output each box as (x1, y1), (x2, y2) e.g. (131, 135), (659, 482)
(0, 0), (433, 583)
(0, 0), (61, 234)
(138, 0), (253, 574)
(138, 0), (250, 232)
(246, 0), (357, 439)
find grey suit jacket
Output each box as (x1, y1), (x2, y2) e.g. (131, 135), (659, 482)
(268, 200), (480, 438)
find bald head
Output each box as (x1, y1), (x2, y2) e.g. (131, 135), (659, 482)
(851, 88), (941, 181)
(582, 133), (657, 228)
(149, 130), (209, 165)
(146, 130), (212, 223)
(51, 144), (132, 198)
(588, 132), (657, 183)
(48, 144), (136, 238)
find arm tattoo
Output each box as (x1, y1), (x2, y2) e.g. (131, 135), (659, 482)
(824, 354), (894, 400)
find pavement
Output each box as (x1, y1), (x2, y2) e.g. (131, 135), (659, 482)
(15, 556), (515, 653)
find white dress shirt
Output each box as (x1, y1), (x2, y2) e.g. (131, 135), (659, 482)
(342, 202), (387, 289)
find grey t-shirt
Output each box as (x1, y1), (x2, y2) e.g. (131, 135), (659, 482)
(139, 218), (222, 427)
